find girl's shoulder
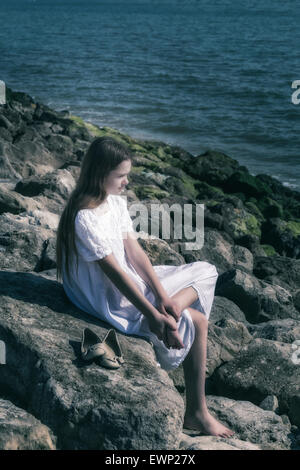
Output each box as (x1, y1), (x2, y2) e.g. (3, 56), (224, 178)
(75, 195), (127, 225)
(108, 194), (128, 209)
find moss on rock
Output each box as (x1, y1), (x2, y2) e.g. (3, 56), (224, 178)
(286, 220), (300, 237)
(69, 115), (104, 137)
(131, 185), (170, 200)
(195, 181), (225, 200)
(224, 171), (273, 199)
(224, 208), (261, 241)
(245, 201), (265, 222)
(261, 244), (277, 257)
(257, 197), (284, 218)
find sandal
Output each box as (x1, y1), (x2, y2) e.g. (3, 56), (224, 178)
(81, 328), (106, 362)
(95, 329), (125, 369)
(81, 328), (124, 369)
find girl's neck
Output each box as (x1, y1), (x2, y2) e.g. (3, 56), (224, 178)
(81, 195), (109, 210)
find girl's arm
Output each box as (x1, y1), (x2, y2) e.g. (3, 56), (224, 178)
(123, 232), (169, 302)
(97, 253), (184, 349)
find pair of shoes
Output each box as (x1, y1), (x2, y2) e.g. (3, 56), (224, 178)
(81, 327), (124, 369)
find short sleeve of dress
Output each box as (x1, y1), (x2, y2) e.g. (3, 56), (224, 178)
(75, 211), (113, 262)
(118, 196), (134, 233)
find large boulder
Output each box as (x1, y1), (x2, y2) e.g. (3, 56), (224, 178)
(0, 185), (41, 215)
(15, 169), (76, 201)
(0, 271), (184, 450)
(179, 434), (263, 450)
(178, 228), (253, 274)
(215, 268), (299, 323)
(247, 319), (300, 343)
(222, 205), (261, 249)
(186, 150), (241, 186)
(206, 319), (253, 376)
(254, 255), (300, 295)
(209, 296), (248, 324)
(207, 338), (300, 427)
(137, 233), (185, 266)
(169, 319), (252, 394)
(201, 396), (295, 450)
(261, 218), (300, 259)
(0, 212), (56, 272)
(0, 399), (56, 450)
(0, 138), (61, 179)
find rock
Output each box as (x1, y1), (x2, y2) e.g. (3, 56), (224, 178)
(209, 296), (248, 324)
(42, 134), (74, 156)
(169, 318), (252, 393)
(0, 126), (13, 142)
(131, 184), (170, 201)
(257, 196), (284, 218)
(253, 255), (300, 294)
(179, 228), (253, 274)
(253, 244), (277, 257)
(261, 218), (300, 259)
(2, 85), (300, 450)
(0, 114), (14, 131)
(203, 208), (224, 230)
(25, 209), (60, 231)
(206, 319), (253, 377)
(222, 204), (261, 249)
(247, 319), (300, 343)
(0, 142), (22, 179)
(0, 185), (41, 215)
(195, 181), (225, 201)
(294, 290), (300, 311)
(203, 396), (293, 450)
(15, 169), (75, 200)
(207, 338), (300, 426)
(0, 139), (61, 179)
(179, 395), (295, 450)
(259, 395), (279, 413)
(200, 197), (262, 251)
(0, 398), (56, 450)
(0, 212), (56, 272)
(137, 234), (185, 266)
(215, 268), (299, 323)
(223, 170), (273, 200)
(0, 271), (184, 450)
(256, 173), (300, 220)
(280, 415), (292, 427)
(186, 150), (241, 186)
(129, 198), (176, 241)
(179, 434), (263, 450)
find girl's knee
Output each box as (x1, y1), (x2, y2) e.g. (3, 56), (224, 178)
(186, 307), (208, 329)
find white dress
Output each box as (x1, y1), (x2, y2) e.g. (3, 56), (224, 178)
(62, 194), (218, 371)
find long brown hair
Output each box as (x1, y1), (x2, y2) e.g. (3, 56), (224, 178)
(56, 136), (133, 285)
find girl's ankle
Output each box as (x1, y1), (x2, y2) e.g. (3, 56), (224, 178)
(185, 405), (209, 419)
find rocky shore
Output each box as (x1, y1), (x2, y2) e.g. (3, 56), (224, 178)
(0, 86), (299, 450)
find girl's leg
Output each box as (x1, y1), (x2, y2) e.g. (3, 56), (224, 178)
(170, 286), (199, 312)
(168, 287), (235, 436)
(182, 307), (235, 438)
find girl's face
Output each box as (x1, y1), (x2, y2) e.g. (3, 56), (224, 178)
(103, 159), (132, 195)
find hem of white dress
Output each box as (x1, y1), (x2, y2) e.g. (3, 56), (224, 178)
(181, 282), (208, 320)
(147, 308), (196, 372)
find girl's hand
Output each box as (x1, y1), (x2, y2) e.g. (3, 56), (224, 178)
(147, 311), (184, 350)
(156, 296), (183, 323)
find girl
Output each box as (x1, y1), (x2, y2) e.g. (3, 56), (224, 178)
(56, 136), (235, 438)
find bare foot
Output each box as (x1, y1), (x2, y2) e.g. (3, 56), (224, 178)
(184, 410), (235, 438)
(165, 326), (184, 349)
